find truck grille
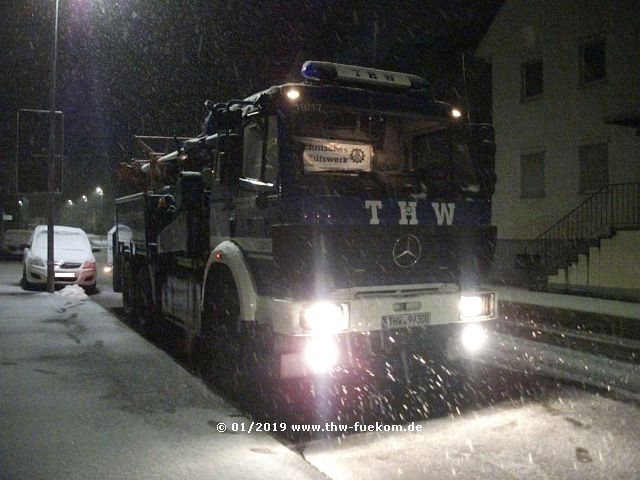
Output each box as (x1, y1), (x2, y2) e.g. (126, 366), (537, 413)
(270, 225), (495, 294)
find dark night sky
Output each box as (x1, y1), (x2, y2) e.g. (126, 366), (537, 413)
(0, 0), (502, 205)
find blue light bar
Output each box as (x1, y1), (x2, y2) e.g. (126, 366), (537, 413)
(301, 61), (428, 90)
(301, 61), (337, 82)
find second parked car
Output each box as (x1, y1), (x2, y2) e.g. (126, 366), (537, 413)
(0, 229), (32, 259)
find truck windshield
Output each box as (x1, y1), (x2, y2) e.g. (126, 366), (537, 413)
(288, 107), (479, 196)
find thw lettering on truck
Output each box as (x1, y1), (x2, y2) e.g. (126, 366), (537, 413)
(365, 201), (456, 225)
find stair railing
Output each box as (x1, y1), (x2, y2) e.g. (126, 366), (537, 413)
(524, 182), (640, 278)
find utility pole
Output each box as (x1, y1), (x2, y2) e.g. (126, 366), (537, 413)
(47, 0), (60, 293)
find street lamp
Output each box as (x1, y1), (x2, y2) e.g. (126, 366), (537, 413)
(67, 199), (73, 206)
(95, 187), (104, 234)
(82, 195), (87, 202)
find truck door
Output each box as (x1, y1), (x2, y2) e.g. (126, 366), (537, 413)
(234, 115), (280, 257)
(209, 134), (241, 245)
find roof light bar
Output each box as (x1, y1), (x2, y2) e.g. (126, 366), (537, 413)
(301, 61), (429, 90)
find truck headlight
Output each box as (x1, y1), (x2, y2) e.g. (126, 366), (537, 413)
(461, 324), (487, 353)
(304, 336), (339, 373)
(300, 302), (346, 334)
(459, 293), (493, 319)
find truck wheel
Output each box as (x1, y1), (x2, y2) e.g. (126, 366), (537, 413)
(122, 260), (137, 322)
(136, 265), (157, 337)
(201, 270), (243, 382)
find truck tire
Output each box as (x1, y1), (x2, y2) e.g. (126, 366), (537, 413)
(122, 259), (137, 322)
(136, 265), (157, 337)
(201, 269), (244, 382)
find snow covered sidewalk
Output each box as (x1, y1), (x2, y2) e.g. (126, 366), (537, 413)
(473, 331), (640, 401)
(493, 286), (640, 320)
(463, 286), (640, 401)
(0, 285), (324, 480)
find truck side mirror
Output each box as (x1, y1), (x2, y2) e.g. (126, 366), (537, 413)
(177, 172), (205, 213)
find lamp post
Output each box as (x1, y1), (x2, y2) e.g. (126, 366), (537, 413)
(18, 200), (23, 229)
(95, 187), (103, 234)
(65, 199), (74, 225)
(80, 195), (88, 230)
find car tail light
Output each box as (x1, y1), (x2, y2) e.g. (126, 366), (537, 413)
(82, 261), (96, 270)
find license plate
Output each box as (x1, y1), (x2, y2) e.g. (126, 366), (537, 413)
(55, 273), (76, 278)
(382, 312), (431, 329)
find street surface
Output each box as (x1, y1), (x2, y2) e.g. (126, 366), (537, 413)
(1, 256), (640, 479)
(0, 258), (325, 480)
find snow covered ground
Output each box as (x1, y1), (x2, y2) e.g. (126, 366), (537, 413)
(492, 286), (640, 320)
(471, 330), (640, 401)
(2, 260), (640, 479)
(0, 267), (325, 480)
(302, 387), (640, 479)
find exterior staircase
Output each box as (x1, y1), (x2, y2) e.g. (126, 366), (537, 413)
(524, 183), (640, 298)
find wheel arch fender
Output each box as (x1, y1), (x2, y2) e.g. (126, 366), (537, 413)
(202, 240), (258, 322)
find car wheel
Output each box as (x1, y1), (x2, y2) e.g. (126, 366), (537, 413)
(21, 268), (35, 291)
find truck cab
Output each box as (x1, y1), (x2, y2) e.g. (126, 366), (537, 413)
(115, 61), (497, 382)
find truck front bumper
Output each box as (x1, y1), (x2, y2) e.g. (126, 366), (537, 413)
(259, 286), (496, 379)
(275, 320), (495, 380)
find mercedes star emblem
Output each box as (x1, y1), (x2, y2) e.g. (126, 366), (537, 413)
(392, 234), (422, 268)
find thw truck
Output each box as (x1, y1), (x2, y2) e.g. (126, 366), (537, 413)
(114, 61), (497, 382)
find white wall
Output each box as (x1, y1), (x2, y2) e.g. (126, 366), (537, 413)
(549, 230), (640, 295)
(479, 0), (640, 241)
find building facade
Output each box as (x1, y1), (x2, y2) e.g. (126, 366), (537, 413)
(477, 0), (640, 287)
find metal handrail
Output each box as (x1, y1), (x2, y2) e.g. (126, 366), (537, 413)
(525, 182), (640, 276)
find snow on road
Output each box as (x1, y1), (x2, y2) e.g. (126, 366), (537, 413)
(302, 388), (640, 479)
(2, 260), (640, 480)
(475, 330), (640, 401)
(0, 265), (325, 480)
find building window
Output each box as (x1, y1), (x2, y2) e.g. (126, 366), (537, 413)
(521, 60), (543, 100)
(579, 143), (608, 193)
(580, 39), (606, 85)
(520, 151), (545, 198)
